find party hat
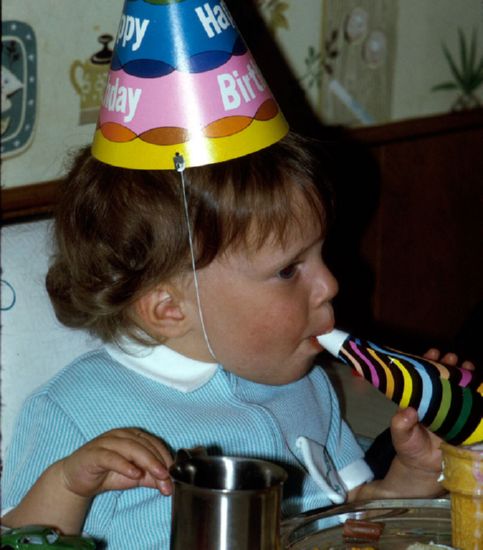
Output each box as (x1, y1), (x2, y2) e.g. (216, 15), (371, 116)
(318, 329), (483, 446)
(91, 0), (289, 169)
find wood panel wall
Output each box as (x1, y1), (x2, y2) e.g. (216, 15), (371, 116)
(326, 109), (483, 359)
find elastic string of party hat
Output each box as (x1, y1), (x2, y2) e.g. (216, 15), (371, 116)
(173, 153), (218, 362)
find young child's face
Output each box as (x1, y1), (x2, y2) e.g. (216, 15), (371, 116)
(191, 190), (338, 385)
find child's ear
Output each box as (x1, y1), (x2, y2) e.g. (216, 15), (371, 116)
(133, 287), (188, 339)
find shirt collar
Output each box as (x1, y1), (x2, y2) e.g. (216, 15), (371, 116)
(104, 340), (218, 393)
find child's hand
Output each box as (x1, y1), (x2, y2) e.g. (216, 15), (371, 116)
(390, 407), (442, 477)
(61, 428), (174, 499)
(423, 348), (475, 371)
(389, 349), (474, 492)
(352, 349), (475, 501)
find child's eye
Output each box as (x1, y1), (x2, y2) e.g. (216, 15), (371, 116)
(277, 264), (298, 280)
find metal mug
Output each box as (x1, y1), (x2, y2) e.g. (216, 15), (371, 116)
(170, 450), (287, 550)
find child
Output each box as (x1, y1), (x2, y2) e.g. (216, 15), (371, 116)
(2, 133), (447, 548)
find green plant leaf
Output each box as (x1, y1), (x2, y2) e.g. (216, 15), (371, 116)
(432, 82), (458, 92)
(458, 28), (469, 81)
(437, 29), (483, 96)
(468, 28), (477, 73)
(465, 57), (483, 92)
(442, 42), (465, 88)
(475, 52), (483, 78)
(466, 67), (483, 92)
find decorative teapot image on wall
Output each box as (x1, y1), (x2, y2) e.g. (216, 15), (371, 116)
(70, 34), (113, 125)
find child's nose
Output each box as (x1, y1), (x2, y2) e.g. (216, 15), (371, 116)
(313, 263), (339, 304)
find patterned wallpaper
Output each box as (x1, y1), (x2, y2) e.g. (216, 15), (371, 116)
(252, 0), (482, 127)
(2, 0), (482, 188)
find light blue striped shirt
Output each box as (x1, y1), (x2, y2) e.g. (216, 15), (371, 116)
(2, 344), (371, 549)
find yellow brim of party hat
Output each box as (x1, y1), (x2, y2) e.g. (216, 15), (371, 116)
(92, 111), (288, 169)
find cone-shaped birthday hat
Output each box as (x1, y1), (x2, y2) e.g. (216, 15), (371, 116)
(318, 329), (483, 446)
(91, 0), (289, 169)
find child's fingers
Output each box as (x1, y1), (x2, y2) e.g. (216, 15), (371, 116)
(62, 429), (176, 497)
(423, 349), (474, 370)
(391, 407), (419, 440)
(390, 408), (442, 471)
(65, 428), (176, 495)
(461, 360), (475, 371)
(390, 407), (429, 456)
(98, 430), (171, 479)
(129, 430), (174, 472)
(423, 348), (441, 361)
(98, 446), (173, 495)
(423, 349), (458, 365)
(439, 352), (458, 366)
(62, 447), (144, 497)
(123, 430), (174, 494)
(91, 447), (144, 479)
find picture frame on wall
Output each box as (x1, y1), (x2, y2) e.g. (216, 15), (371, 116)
(1, 0), (123, 219)
(1, 20), (37, 160)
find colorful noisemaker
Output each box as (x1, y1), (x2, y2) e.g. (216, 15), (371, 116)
(317, 329), (483, 446)
(91, 0), (289, 169)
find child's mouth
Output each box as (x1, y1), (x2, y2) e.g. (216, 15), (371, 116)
(309, 336), (324, 351)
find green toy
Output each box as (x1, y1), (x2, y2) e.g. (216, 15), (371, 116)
(1, 526), (95, 550)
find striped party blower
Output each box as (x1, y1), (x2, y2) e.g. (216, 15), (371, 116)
(317, 329), (483, 446)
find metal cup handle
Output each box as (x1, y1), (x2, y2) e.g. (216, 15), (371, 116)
(174, 446), (208, 465)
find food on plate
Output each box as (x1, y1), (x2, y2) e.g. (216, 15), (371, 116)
(342, 518), (384, 541)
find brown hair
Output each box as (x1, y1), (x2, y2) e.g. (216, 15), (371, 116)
(46, 132), (333, 343)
